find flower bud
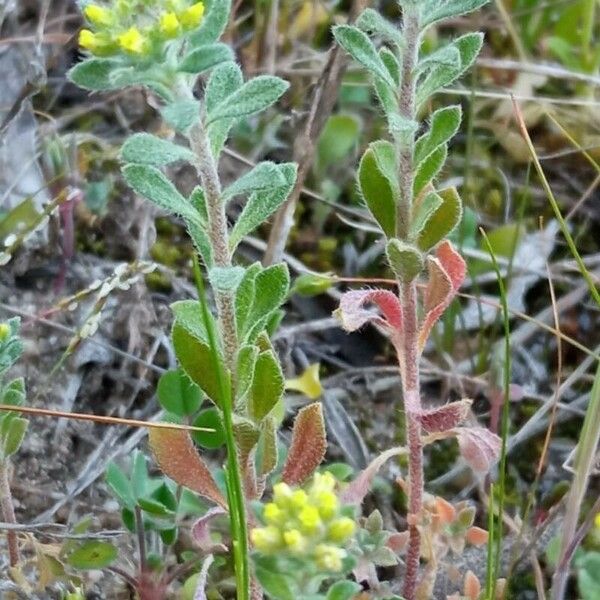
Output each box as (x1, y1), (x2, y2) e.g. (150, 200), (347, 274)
(251, 526), (282, 553)
(117, 27), (146, 54)
(159, 12), (180, 38)
(327, 517), (355, 543)
(0, 323), (10, 342)
(315, 544), (345, 572)
(283, 529), (307, 554)
(298, 506), (321, 534)
(84, 4), (111, 26)
(180, 1), (205, 29)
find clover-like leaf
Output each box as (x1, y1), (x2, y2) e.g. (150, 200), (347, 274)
(281, 402), (327, 486)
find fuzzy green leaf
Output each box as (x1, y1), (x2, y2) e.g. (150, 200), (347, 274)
(223, 162), (286, 201)
(1, 416), (27, 457)
(386, 239), (424, 282)
(161, 100), (201, 132)
(106, 462), (135, 509)
(247, 264), (290, 330)
(120, 133), (195, 167)
(248, 351), (284, 423)
(2, 377), (25, 406)
(416, 33), (484, 106)
(317, 114), (361, 172)
(420, 0), (490, 29)
(417, 187), (463, 251)
(185, 188), (212, 266)
(257, 416), (278, 476)
(189, 0), (232, 46)
(157, 368), (203, 416)
(122, 164), (199, 224)
(236, 344), (259, 401)
(254, 563), (296, 600)
(355, 8), (403, 46)
(358, 143), (398, 237)
(179, 43), (233, 74)
(235, 263), (262, 337)
(380, 48), (400, 85)
(68, 58), (121, 91)
(410, 191), (443, 238)
(413, 144), (447, 196)
(229, 163), (297, 249)
(108, 67), (173, 100)
(208, 266), (246, 294)
(172, 323), (223, 406)
(171, 300), (209, 344)
(374, 76), (398, 117)
(326, 581), (362, 600)
(333, 25), (395, 87)
(415, 105), (462, 165)
(192, 408), (226, 449)
(207, 76), (289, 122)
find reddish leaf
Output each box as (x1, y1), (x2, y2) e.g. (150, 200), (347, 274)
(455, 426), (501, 472)
(191, 507), (228, 553)
(434, 496), (456, 525)
(466, 526), (489, 546)
(149, 429), (227, 508)
(417, 399), (471, 433)
(418, 241), (466, 350)
(464, 570), (481, 600)
(281, 402), (327, 485)
(340, 446), (406, 505)
(335, 289), (403, 334)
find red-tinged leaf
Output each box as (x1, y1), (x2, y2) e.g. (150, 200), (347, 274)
(387, 531), (409, 553)
(335, 289), (403, 334)
(340, 446), (406, 505)
(466, 526), (489, 546)
(464, 570), (481, 600)
(149, 429), (227, 508)
(417, 399), (471, 433)
(434, 496), (456, 525)
(191, 507), (227, 553)
(455, 426), (501, 472)
(281, 403), (327, 485)
(418, 241), (466, 350)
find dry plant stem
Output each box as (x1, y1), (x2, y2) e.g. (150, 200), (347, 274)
(188, 121), (239, 364)
(0, 460), (19, 567)
(397, 6), (423, 599)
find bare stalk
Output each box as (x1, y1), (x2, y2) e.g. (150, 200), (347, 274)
(0, 459), (19, 567)
(396, 5), (423, 599)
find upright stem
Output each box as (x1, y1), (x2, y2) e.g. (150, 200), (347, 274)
(0, 459), (19, 567)
(188, 119), (248, 600)
(396, 5), (423, 600)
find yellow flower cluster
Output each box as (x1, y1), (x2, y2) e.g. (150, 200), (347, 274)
(78, 0), (205, 58)
(0, 323), (10, 342)
(251, 473), (356, 572)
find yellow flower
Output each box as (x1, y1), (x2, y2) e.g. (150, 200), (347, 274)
(79, 29), (99, 51)
(180, 1), (205, 29)
(118, 27), (146, 54)
(327, 517), (355, 543)
(595, 512), (600, 529)
(290, 489), (309, 511)
(298, 506), (321, 534)
(315, 544), (345, 572)
(283, 529), (307, 553)
(159, 12), (180, 38)
(311, 471), (336, 494)
(273, 482), (293, 507)
(263, 502), (284, 526)
(251, 526), (281, 553)
(84, 4), (111, 26)
(314, 490), (338, 520)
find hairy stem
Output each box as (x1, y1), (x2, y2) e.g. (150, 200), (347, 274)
(0, 459), (19, 567)
(396, 5), (423, 599)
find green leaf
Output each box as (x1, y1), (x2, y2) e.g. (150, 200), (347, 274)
(122, 164), (199, 224)
(207, 76), (289, 122)
(333, 25), (395, 87)
(229, 163), (297, 249)
(192, 408), (226, 448)
(248, 350), (284, 422)
(161, 100), (201, 132)
(256, 416), (278, 476)
(317, 114), (361, 172)
(138, 496), (175, 518)
(223, 162), (286, 201)
(171, 300), (210, 343)
(416, 33), (484, 106)
(326, 581), (362, 600)
(120, 133), (195, 167)
(388, 113), (419, 142)
(1, 416), (27, 457)
(291, 272), (335, 297)
(68, 58), (121, 91)
(185, 219), (213, 267)
(208, 266), (246, 294)
(67, 542), (118, 570)
(420, 0), (490, 30)
(415, 105), (462, 166)
(235, 263), (262, 337)
(355, 8), (403, 46)
(179, 43), (233, 74)
(380, 47), (400, 85)
(157, 368), (203, 416)
(108, 67), (173, 100)
(410, 191), (443, 238)
(413, 144), (447, 196)
(106, 462), (135, 509)
(172, 324), (223, 406)
(131, 450), (148, 499)
(2, 377), (25, 406)
(254, 563), (296, 600)
(417, 187), (463, 251)
(247, 264), (290, 332)
(386, 239), (423, 283)
(358, 142), (398, 237)
(236, 344), (259, 401)
(189, 0), (232, 45)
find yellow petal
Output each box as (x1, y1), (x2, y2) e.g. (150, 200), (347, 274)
(285, 363), (322, 400)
